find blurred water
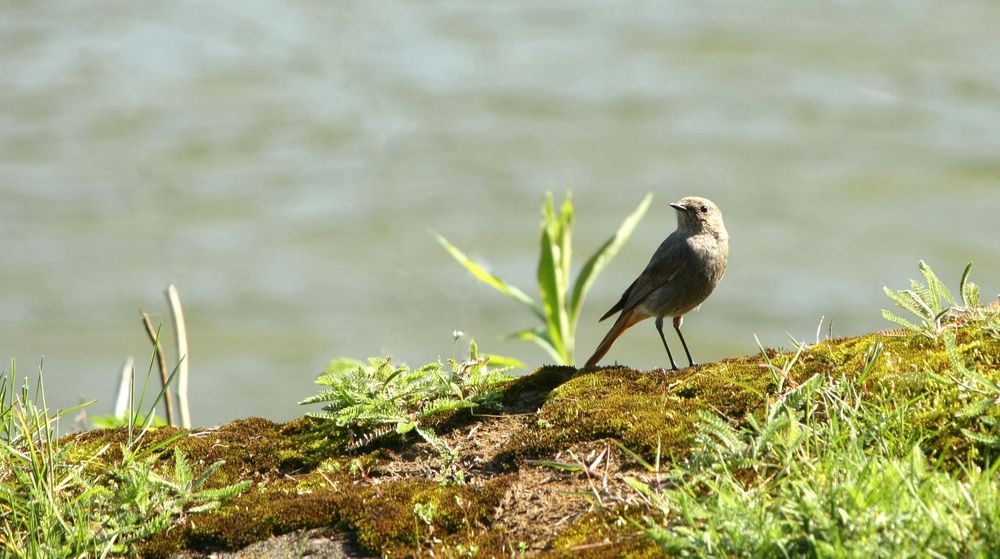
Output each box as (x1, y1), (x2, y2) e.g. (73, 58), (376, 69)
(1, 1), (998, 425)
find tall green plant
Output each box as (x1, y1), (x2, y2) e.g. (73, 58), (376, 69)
(436, 191), (653, 365)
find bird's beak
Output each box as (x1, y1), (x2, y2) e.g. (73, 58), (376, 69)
(669, 202), (687, 212)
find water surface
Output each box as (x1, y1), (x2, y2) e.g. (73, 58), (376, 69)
(1, 1), (998, 425)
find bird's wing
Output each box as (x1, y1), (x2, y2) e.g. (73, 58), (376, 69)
(599, 236), (688, 321)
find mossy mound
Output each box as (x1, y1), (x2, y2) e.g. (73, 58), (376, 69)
(507, 324), (999, 469)
(65, 322), (998, 557)
(502, 357), (772, 463)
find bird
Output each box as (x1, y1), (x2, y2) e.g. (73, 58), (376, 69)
(584, 196), (729, 370)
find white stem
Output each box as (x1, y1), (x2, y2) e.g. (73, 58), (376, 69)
(114, 357), (134, 419)
(166, 284), (191, 428)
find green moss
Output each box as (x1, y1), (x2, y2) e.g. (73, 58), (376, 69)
(277, 416), (353, 468)
(68, 416), (349, 490)
(338, 477), (508, 555)
(139, 475), (509, 558)
(500, 323), (999, 467)
(502, 366), (580, 410)
(789, 327), (1000, 464)
(67, 321), (1000, 557)
(546, 507), (661, 558)
(138, 480), (342, 558)
(65, 424), (185, 465)
(188, 487), (341, 548)
(502, 357), (773, 461)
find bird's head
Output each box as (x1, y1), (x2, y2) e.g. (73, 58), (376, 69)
(670, 196), (727, 237)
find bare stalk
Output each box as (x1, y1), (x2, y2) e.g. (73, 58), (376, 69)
(166, 283), (191, 429)
(113, 356), (135, 419)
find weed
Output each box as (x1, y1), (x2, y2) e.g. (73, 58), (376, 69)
(0, 361), (248, 558)
(882, 261), (991, 337)
(436, 191), (652, 365)
(628, 340), (1000, 557)
(300, 341), (514, 481)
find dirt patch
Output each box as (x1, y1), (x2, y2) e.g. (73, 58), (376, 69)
(494, 463), (593, 552)
(493, 438), (654, 553)
(314, 411), (652, 554)
(367, 413), (535, 481)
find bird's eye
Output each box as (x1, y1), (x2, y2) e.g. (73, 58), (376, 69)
(700, 205), (709, 213)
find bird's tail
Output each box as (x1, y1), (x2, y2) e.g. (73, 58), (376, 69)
(584, 310), (646, 368)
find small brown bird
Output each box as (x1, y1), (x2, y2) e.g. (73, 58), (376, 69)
(585, 196), (729, 369)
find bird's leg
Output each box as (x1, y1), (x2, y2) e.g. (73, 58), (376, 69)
(673, 315), (696, 367)
(655, 317), (679, 371)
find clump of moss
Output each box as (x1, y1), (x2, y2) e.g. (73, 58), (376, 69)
(69, 416), (349, 490)
(339, 477), (509, 555)
(546, 507), (661, 558)
(141, 475), (509, 558)
(501, 366), (579, 410)
(502, 357), (773, 461)
(138, 484), (342, 558)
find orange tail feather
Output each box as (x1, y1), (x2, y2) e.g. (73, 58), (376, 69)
(584, 310), (647, 368)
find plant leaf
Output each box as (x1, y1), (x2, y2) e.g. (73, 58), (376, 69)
(960, 262), (980, 309)
(485, 354), (524, 369)
(614, 440), (657, 473)
(537, 204), (569, 363)
(558, 192), (574, 294)
(920, 260), (955, 307)
(322, 358), (367, 376)
(526, 459), (585, 472)
(881, 309), (927, 335)
(569, 192), (653, 329)
(508, 327), (563, 365)
(884, 286), (923, 318)
(434, 232), (544, 322)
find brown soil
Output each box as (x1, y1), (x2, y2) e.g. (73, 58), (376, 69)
(359, 411), (654, 555)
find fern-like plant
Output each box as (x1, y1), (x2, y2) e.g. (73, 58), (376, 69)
(933, 334), (1000, 449)
(300, 342), (513, 477)
(101, 446), (251, 546)
(882, 261), (983, 338)
(148, 447), (251, 511)
(436, 191), (652, 366)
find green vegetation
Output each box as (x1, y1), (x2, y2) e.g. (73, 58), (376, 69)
(300, 341), (514, 480)
(939, 332), (1000, 450)
(0, 364), (248, 558)
(882, 260), (986, 337)
(602, 262), (1000, 557)
(2, 260), (997, 558)
(436, 191), (653, 366)
(628, 337), (1000, 557)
